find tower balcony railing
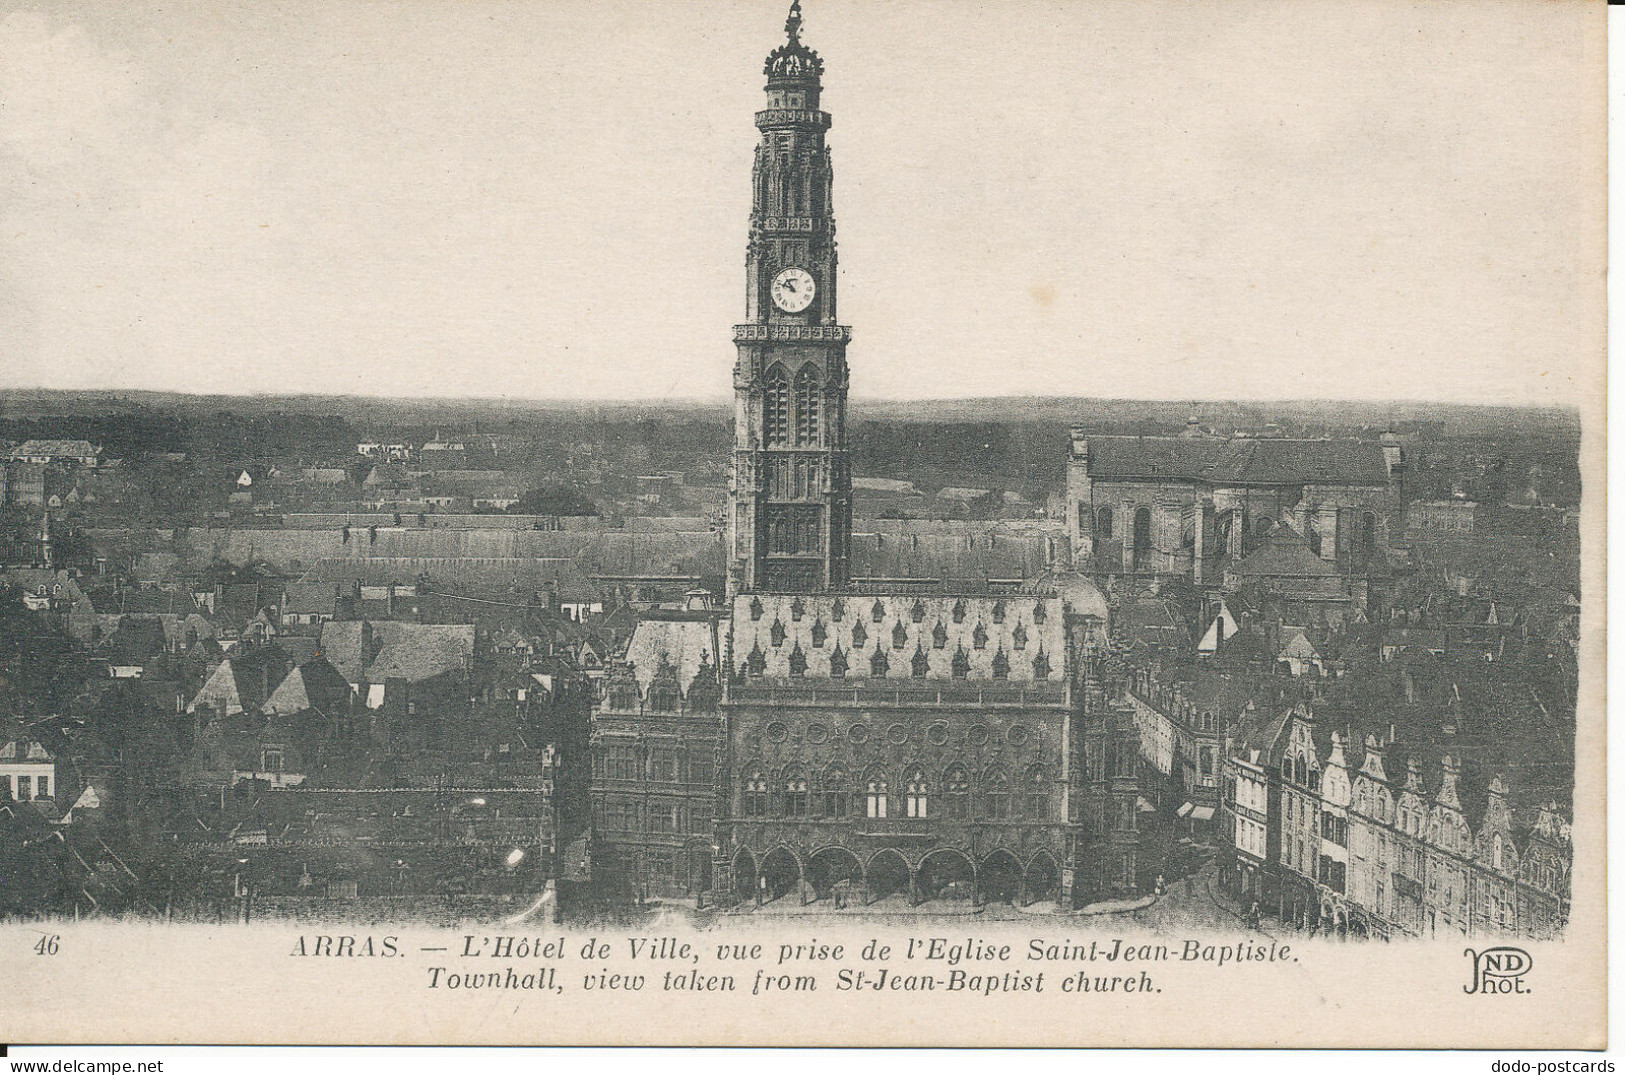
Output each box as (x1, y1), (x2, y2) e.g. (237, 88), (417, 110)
(755, 108), (831, 131)
(733, 323), (852, 343)
(725, 681), (1068, 709)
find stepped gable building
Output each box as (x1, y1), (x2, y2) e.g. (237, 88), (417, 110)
(590, 610), (724, 900)
(1066, 426), (1405, 587)
(710, 5), (1136, 912)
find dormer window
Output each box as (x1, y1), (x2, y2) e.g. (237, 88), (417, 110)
(871, 599), (886, 623)
(750, 597), (765, 621)
(932, 621), (948, 649)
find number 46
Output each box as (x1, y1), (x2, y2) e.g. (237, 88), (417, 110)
(34, 933), (59, 955)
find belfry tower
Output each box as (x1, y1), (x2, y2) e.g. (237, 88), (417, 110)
(729, 0), (851, 595)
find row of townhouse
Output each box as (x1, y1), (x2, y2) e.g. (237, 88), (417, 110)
(1223, 702), (1571, 940)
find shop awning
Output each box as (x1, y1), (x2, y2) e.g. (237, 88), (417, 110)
(1190, 805), (1216, 821)
(1136, 797), (1159, 813)
(1175, 802), (1194, 818)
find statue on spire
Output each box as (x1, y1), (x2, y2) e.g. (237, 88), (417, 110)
(785, 0), (803, 45)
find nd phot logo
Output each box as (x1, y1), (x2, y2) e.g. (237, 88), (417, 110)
(1464, 946), (1533, 994)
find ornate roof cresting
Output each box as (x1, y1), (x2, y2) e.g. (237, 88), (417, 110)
(765, 0), (823, 80)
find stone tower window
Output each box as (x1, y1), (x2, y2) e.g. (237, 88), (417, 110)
(764, 367), (791, 447)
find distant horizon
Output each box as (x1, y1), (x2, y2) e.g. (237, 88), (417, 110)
(0, 385), (1584, 413)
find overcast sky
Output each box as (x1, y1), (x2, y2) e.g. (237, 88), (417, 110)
(0, 0), (1603, 404)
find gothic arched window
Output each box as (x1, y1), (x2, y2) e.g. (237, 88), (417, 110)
(820, 767), (849, 818)
(905, 769), (930, 818)
(983, 770), (1010, 820)
(764, 367), (791, 447)
(783, 770), (808, 817)
(1097, 507), (1114, 540)
(743, 771), (769, 817)
(1025, 766), (1050, 820)
(866, 772), (889, 819)
(793, 365), (822, 447)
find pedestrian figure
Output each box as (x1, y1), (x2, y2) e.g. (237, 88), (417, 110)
(1154, 873), (1166, 896)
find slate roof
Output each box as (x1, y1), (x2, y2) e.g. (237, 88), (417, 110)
(730, 592), (1065, 684)
(317, 621), (475, 685)
(623, 617), (720, 697)
(261, 658), (352, 717)
(1229, 526), (1339, 578)
(283, 582), (339, 617)
(1083, 435), (1390, 485)
(850, 529), (1059, 580)
(99, 616), (170, 664)
(302, 556), (599, 604)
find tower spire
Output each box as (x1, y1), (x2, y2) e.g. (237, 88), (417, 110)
(785, 0), (803, 45)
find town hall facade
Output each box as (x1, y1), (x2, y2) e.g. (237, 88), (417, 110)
(708, 3), (1139, 911)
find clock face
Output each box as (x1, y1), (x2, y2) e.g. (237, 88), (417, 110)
(770, 267), (816, 313)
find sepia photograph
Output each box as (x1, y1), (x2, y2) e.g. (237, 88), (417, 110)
(0, 0), (1606, 1052)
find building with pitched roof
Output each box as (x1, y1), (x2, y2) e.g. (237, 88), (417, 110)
(590, 611), (724, 899)
(8, 440), (100, 467)
(1066, 427), (1403, 588)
